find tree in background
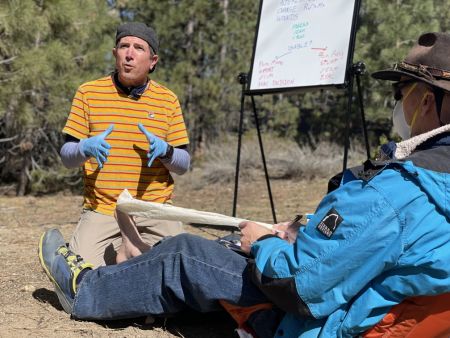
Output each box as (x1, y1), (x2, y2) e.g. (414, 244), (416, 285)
(0, 0), (118, 195)
(0, 0), (449, 195)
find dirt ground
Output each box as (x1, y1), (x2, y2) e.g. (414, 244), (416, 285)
(0, 172), (328, 337)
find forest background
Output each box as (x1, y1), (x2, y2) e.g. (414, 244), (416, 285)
(1, 0), (449, 196)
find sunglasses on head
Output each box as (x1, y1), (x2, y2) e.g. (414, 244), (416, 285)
(392, 79), (416, 101)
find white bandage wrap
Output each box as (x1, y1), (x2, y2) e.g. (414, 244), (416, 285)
(116, 189), (272, 230)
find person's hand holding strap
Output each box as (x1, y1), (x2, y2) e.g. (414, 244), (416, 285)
(239, 221), (274, 254)
(272, 215), (302, 244)
(80, 124), (114, 168)
(138, 122), (170, 167)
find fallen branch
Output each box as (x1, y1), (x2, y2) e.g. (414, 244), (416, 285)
(0, 135), (18, 143)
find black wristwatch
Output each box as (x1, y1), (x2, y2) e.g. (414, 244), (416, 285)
(160, 144), (174, 161)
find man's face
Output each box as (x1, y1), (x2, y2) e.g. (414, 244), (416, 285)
(394, 77), (437, 136)
(113, 36), (158, 87)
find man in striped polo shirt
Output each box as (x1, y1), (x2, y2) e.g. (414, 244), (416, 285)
(60, 22), (190, 268)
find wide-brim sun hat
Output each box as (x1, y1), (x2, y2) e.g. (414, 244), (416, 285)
(372, 32), (450, 92)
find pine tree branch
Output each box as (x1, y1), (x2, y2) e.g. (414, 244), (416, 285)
(0, 56), (17, 65)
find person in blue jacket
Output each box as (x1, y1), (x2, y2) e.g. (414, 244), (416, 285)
(39, 32), (450, 337)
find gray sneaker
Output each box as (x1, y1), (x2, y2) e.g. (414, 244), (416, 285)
(38, 228), (93, 313)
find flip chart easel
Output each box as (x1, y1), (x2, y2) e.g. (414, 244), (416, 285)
(233, 0), (368, 222)
(248, 0), (358, 93)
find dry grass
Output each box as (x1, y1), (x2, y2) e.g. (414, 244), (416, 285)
(198, 136), (366, 185)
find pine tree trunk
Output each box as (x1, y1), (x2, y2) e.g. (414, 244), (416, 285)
(220, 0), (229, 66)
(185, 18), (196, 153)
(17, 150), (31, 196)
(16, 139), (33, 196)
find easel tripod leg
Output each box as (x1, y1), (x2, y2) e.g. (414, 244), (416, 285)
(251, 96), (277, 224)
(232, 79), (246, 218)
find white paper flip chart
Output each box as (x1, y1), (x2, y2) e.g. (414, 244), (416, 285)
(248, 0), (358, 93)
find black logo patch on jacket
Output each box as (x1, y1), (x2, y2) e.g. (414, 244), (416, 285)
(316, 208), (343, 238)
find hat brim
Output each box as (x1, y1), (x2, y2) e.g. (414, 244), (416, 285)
(372, 68), (450, 92)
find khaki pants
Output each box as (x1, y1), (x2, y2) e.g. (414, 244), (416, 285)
(69, 209), (184, 268)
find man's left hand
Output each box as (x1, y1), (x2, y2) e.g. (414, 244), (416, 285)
(138, 123), (168, 167)
(239, 221), (274, 254)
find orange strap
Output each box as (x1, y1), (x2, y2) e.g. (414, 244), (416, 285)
(363, 293), (450, 338)
(219, 300), (273, 328)
(221, 293), (450, 337)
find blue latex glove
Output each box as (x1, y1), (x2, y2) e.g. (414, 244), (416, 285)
(138, 122), (168, 167)
(80, 124), (114, 168)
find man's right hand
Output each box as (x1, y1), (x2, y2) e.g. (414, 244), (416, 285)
(80, 124), (114, 168)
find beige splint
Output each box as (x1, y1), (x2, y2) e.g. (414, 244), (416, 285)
(116, 189), (273, 230)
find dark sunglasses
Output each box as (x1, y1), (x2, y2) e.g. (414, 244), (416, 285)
(392, 79), (416, 101)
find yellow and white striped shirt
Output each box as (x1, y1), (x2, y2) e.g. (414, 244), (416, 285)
(63, 75), (189, 215)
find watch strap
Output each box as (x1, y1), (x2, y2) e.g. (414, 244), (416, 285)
(160, 144), (174, 160)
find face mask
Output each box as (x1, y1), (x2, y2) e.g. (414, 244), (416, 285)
(392, 83), (428, 140)
(392, 101), (410, 140)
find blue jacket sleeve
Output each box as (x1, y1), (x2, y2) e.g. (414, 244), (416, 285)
(249, 172), (404, 318)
